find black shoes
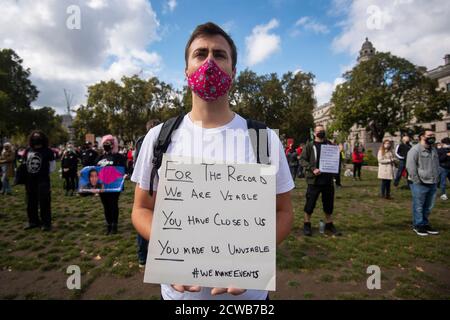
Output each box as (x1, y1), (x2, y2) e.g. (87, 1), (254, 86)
(325, 222), (342, 236)
(105, 224), (118, 235)
(303, 222), (312, 237)
(41, 225), (52, 232)
(413, 226), (429, 236)
(24, 223), (41, 230)
(423, 225), (439, 235)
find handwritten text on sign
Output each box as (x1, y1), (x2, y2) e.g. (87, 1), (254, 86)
(318, 144), (340, 174)
(144, 154), (276, 291)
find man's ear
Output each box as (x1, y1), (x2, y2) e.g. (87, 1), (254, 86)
(232, 68), (237, 80)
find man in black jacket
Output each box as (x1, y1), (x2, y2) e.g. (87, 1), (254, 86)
(394, 135), (412, 187)
(438, 137), (450, 201)
(80, 141), (98, 167)
(299, 125), (341, 237)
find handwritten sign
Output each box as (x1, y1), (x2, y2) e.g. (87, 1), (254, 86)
(318, 145), (340, 174)
(144, 154), (276, 291)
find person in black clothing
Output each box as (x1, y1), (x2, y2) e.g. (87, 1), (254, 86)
(61, 144), (79, 196)
(286, 147), (299, 182)
(80, 141), (98, 167)
(394, 135), (412, 187)
(24, 130), (56, 231)
(299, 125), (341, 237)
(96, 135), (126, 235)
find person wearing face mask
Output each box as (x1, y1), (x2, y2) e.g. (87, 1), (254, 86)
(394, 135), (412, 187)
(131, 22), (294, 300)
(96, 135), (126, 235)
(299, 125), (342, 237)
(24, 130), (56, 231)
(377, 139), (397, 200)
(406, 129), (440, 236)
(437, 137), (450, 201)
(61, 143), (79, 196)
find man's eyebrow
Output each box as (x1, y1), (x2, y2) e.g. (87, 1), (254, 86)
(192, 48), (228, 55)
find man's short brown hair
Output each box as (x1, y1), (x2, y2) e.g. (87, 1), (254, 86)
(184, 22), (237, 70)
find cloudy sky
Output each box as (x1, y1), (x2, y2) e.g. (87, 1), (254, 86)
(1, 0), (449, 113)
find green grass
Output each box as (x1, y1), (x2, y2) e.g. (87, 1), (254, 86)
(0, 163), (449, 299)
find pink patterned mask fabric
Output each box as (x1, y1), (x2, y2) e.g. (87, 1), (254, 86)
(187, 59), (232, 101)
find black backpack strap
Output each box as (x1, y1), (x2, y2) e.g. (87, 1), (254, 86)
(149, 114), (185, 196)
(246, 119), (270, 165)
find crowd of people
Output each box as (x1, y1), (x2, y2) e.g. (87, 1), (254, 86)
(283, 126), (450, 237)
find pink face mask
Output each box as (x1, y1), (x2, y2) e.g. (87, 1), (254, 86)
(187, 59), (232, 101)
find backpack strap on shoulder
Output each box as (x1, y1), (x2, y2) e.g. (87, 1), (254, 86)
(246, 119), (270, 165)
(149, 114), (185, 196)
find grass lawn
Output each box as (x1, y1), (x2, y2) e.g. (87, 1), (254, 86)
(0, 163), (449, 299)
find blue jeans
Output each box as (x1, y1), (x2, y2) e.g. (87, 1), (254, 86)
(1, 173), (11, 194)
(439, 167), (449, 195)
(394, 160), (406, 185)
(137, 234), (149, 263)
(410, 183), (437, 227)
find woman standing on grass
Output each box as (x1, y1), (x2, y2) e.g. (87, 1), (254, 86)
(352, 144), (364, 181)
(96, 135), (126, 235)
(0, 142), (15, 195)
(377, 139), (397, 200)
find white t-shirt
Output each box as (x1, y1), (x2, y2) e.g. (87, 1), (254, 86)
(131, 112), (294, 300)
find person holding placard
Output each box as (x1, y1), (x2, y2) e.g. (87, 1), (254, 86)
(131, 22), (294, 300)
(96, 135), (126, 235)
(299, 125), (341, 237)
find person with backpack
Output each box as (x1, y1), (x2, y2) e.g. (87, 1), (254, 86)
(394, 135), (412, 187)
(24, 130), (56, 231)
(131, 22), (294, 300)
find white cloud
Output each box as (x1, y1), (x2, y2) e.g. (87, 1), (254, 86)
(163, 0), (177, 13)
(0, 0), (161, 113)
(315, 77), (345, 106)
(221, 20), (236, 33)
(332, 0), (450, 69)
(245, 19), (281, 66)
(294, 16), (330, 34)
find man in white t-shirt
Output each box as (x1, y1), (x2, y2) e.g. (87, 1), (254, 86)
(131, 22), (294, 300)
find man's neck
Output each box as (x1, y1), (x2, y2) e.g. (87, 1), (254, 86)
(314, 138), (324, 143)
(190, 95), (234, 128)
(420, 141), (430, 149)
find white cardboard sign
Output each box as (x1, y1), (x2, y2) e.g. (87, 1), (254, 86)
(144, 154), (276, 291)
(318, 144), (340, 174)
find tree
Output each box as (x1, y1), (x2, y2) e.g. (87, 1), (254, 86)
(330, 52), (450, 142)
(0, 48), (39, 140)
(281, 71), (315, 143)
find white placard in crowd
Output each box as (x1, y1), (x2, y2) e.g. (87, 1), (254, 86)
(319, 144), (340, 174)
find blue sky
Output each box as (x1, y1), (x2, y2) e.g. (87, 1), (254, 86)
(1, 0), (449, 112)
(151, 0), (350, 87)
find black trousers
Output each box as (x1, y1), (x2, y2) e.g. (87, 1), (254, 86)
(304, 184), (334, 215)
(100, 192), (120, 225)
(25, 178), (52, 227)
(353, 163), (362, 178)
(63, 172), (78, 191)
